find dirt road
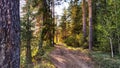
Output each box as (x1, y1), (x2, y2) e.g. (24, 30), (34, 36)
(49, 45), (94, 68)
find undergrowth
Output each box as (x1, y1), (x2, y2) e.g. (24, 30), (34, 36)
(33, 46), (55, 68)
(21, 45), (55, 68)
(90, 51), (120, 68)
(63, 43), (89, 54)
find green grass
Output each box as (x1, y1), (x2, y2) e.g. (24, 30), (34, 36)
(33, 46), (56, 68)
(63, 43), (89, 54)
(21, 45), (55, 68)
(90, 51), (120, 68)
(33, 60), (55, 68)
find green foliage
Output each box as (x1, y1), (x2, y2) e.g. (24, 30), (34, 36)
(91, 52), (120, 68)
(33, 61), (55, 68)
(64, 33), (85, 47)
(93, 0), (120, 55)
(21, 0), (55, 67)
(60, 0), (86, 48)
(64, 36), (79, 47)
(20, 0), (120, 67)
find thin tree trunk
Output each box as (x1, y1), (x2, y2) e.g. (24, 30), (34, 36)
(88, 0), (93, 51)
(38, 0), (45, 49)
(0, 0), (20, 68)
(56, 31), (58, 43)
(25, 0), (32, 67)
(82, 0), (87, 42)
(38, 0), (46, 55)
(52, 0), (55, 46)
(119, 42), (120, 55)
(39, 28), (43, 49)
(117, 35), (120, 55)
(26, 38), (32, 67)
(109, 38), (114, 58)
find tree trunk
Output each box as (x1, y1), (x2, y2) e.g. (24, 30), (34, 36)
(39, 29), (43, 49)
(88, 0), (93, 51)
(38, 0), (45, 49)
(109, 38), (114, 58)
(117, 35), (120, 55)
(82, 0), (87, 42)
(119, 42), (120, 55)
(26, 37), (32, 67)
(25, 0), (32, 67)
(52, 0), (55, 46)
(0, 0), (20, 68)
(38, 0), (46, 55)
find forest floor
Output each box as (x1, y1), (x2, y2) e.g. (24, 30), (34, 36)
(49, 44), (94, 68)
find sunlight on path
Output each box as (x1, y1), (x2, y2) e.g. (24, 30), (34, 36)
(49, 45), (94, 68)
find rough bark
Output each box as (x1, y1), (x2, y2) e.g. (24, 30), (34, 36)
(88, 0), (93, 51)
(0, 0), (20, 68)
(82, 0), (87, 42)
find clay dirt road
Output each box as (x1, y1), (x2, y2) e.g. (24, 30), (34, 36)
(49, 45), (94, 68)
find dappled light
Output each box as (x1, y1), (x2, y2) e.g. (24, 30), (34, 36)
(50, 45), (94, 68)
(0, 0), (120, 68)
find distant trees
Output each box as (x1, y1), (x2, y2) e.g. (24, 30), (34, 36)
(20, 0), (56, 67)
(0, 0), (20, 68)
(91, 0), (120, 57)
(60, 9), (68, 39)
(18, 1), (120, 68)
(31, 0), (55, 56)
(59, 0), (120, 57)
(60, 0), (83, 47)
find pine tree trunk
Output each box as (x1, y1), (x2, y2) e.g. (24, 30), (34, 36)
(88, 0), (93, 51)
(26, 37), (32, 67)
(38, 0), (45, 49)
(52, 0), (55, 46)
(0, 0), (20, 68)
(25, 13), (32, 68)
(82, 0), (87, 42)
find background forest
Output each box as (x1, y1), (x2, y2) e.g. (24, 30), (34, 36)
(20, 0), (120, 68)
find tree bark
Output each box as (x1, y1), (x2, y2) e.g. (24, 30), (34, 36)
(88, 0), (93, 51)
(52, 0), (55, 46)
(0, 0), (20, 68)
(109, 38), (114, 58)
(117, 35), (120, 55)
(82, 0), (87, 42)
(25, 0), (32, 67)
(26, 0), (32, 68)
(38, 0), (45, 49)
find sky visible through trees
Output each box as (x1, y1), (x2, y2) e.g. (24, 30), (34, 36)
(20, 0), (69, 16)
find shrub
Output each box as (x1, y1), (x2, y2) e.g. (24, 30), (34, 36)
(91, 52), (120, 68)
(64, 36), (80, 47)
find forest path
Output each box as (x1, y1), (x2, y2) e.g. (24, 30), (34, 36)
(49, 44), (94, 68)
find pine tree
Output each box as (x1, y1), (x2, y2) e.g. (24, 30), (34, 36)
(25, 0), (32, 67)
(82, 0), (87, 42)
(88, 0), (93, 50)
(0, 0), (20, 68)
